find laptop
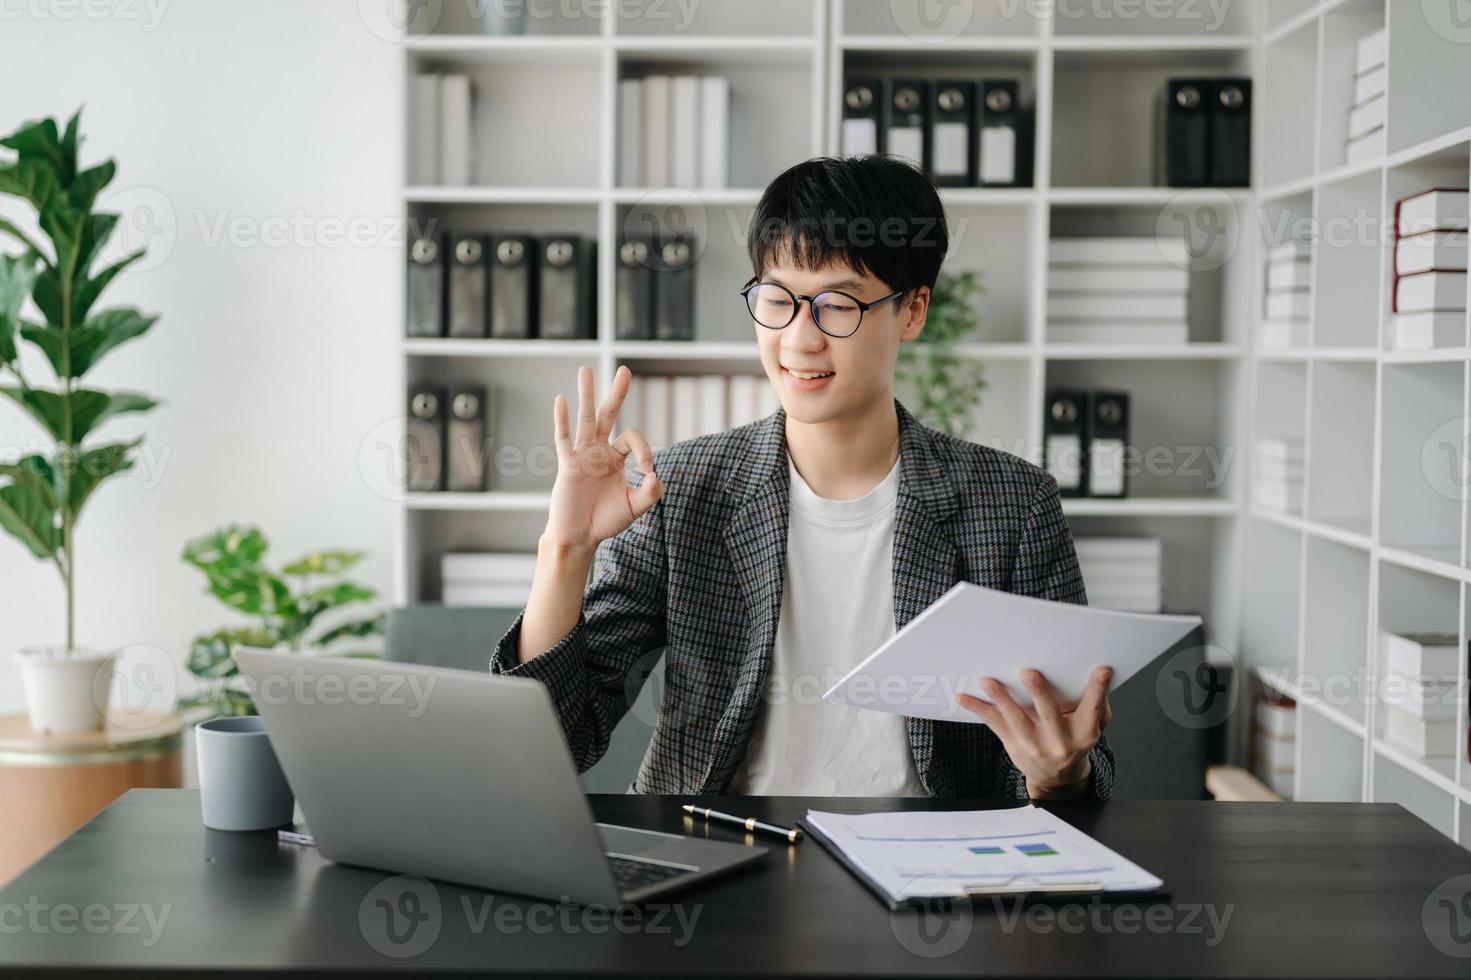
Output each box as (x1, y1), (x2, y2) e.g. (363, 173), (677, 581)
(232, 648), (767, 906)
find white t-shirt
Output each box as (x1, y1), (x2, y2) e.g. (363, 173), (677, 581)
(730, 455), (928, 797)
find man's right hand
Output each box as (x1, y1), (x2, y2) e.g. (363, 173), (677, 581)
(543, 364), (663, 555)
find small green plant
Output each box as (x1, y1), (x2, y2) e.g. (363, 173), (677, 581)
(179, 525), (385, 717)
(0, 109), (159, 650)
(897, 269), (988, 438)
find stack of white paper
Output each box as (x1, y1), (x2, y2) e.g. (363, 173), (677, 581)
(1047, 237), (1190, 345)
(1378, 631), (1466, 759)
(620, 75), (729, 189)
(441, 552), (537, 607)
(1253, 438), (1303, 513)
(1346, 28), (1386, 164)
(412, 73), (475, 185)
(1251, 692), (1296, 798)
(1260, 240), (1311, 349)
(1390, 189), (1469, 351)
(628, 373), (777, 450)
(1074, 537), (1163, 613)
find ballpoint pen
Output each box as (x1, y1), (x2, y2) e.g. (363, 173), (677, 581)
(682, 804), (804, 844)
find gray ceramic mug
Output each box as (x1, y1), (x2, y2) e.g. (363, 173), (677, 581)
(195, 716), (295, 831)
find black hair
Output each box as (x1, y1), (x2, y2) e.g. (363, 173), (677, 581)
(746, 155), (949, 299)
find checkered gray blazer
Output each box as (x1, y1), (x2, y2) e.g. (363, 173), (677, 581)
(491, 399), (1114, 799)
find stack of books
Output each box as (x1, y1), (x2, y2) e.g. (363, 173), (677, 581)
(1254, 438), (1304, 514)
(1346, 27), (1386, 165)
(1390, 188), (1469, 351)
(1252, 688), (1296, 799)
(411, 73), (475, 185)
(441, 552), (537, 608)
(1073, 538), (1162, 613)
(622, 374), (781, 450)
(1378, 631), (1467, 761)
(618, 75), (730, 188)
(1260, 241), (1311, 349)
(1047, 237), (1190, 346)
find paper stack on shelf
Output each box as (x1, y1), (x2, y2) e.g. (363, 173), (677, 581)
(412, 73), (475, 185)
(1390, 188), (1469, 350)
(1073, 537), (1163, 613)
(441, 552), (537, 608)
(1253, 437), (1304, 513)
(1260, 240), (1311, 349)
(1047, 237), (1190, 345)
(1378, 631), (1467, 760)
(1346, 27), (1386, 165)
(619, 74), (730, 189)
(1251, 687), (1296, 799)
(629, 374), (778, 450)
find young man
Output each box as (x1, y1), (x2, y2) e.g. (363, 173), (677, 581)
(493, 155), (1114, 800)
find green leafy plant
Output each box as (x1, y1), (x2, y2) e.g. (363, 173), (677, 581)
(897, 269), (988, 439)
(180, 525), (386, 717)
(0, 109), (158, 650)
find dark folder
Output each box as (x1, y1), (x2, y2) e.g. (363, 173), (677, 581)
(616, 235), (656, 340)
(1161, 79), (1211, 187)
(653, 234), (695, 341)
(406, 385), (445, 493)
(490, 234), (536, 339)
(1044, 388), (1088, 498)
(1086, 391), (1130, 499)
(445, 385), (487, 493)
(539, 234), (596, 340)
(841, 79), (881, 157)
(930, 81), (975, 187)
(406, 234), (445, 338)
(978, 80), (1021, 187)
(1210, 78), (1251, 187)
(447, 234), (489, 339)
(882, 79), (931, 172)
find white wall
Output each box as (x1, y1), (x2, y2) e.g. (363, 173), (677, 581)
(0, 2), (403, 712)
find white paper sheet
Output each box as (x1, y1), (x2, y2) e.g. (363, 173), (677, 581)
(822, 581), (1201, 723)
(805, 806), (1164, 904)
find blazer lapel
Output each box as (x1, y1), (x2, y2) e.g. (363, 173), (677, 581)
(891, 402), (962, 794)
(706, 410), (791, 791)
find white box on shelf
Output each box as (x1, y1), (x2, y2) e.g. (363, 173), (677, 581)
(670, 75), (700, 189)
(439, 74), (473, 186)
(1260, 319), (1309, 349)
(1345, 127), (1384, 166)
(726, 374), (763, 429)
(1383, 631), (1464, 679)
(1266, 290), (1311, 321)
(1396, 189), (1469, 238)
(1049, 237), (1188, 267)
(639, 375), (672, 449)
(1355, 27), (1386, 75)
(443, 584), (532, 608)
(1353, 64), (1386, 105)
(441, 552), (539, 582)
(1395, 230), (1469, 276)
(412, 73), (440, 185)
(1377, 674), (1463, 722)
(618, 78), (642, 187)
(640, 74), (671, 187)
(758, 381), (782, 418)
(1046, 323), (1189, 345)
(1256, 437), (1305, 462)
(1267, 241), (1311, 266)
(1390, 311), (1468, 350)
(1253, 732), (1295, 772)
(1394, 271), (1468, 314)
(670, 376), (700, 444)
(1255, 699), (1297, 741)
(697, 374), (727, 436)
(1047, 293), (1188, 321)
(698, 76), (729, 189)
(1346, 94), (1385, 141)
(1048, 265), (1188, 293)
(1382, 705), (1461, 759)
(1267, 260), (1311, 291)
(1073, 537), (1163, 562)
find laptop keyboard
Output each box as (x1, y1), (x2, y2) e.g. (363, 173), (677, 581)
(606, 854), (694, 895)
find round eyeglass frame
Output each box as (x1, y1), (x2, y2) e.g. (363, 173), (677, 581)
(738, 276), (905, 339)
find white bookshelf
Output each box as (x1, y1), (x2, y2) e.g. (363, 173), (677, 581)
(394, 2), (1258, 749)
(1245, 0), (1471, 848)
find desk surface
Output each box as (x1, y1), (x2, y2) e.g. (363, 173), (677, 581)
(2, 790), (1469, 977)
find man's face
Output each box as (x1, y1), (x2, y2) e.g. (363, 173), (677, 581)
(750, 261), (928, 426)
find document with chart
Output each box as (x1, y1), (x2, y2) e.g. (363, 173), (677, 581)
(823, 581), (1202, 723)
(803, 806), (1164, 908)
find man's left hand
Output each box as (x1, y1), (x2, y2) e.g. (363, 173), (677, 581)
(957, 666), (1112, 800)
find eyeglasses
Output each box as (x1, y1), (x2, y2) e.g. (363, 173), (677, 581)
(738, 277), (905, 339)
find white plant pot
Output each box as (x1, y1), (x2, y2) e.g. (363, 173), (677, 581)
(16, 646), (117, 734)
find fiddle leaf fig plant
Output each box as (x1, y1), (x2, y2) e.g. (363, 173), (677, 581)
(0, 109), (159, 650)
(179, 525), (386, 717)
(898, 269), (988, 439)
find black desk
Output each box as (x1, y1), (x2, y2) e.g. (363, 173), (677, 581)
(2, 790), (1469, 977)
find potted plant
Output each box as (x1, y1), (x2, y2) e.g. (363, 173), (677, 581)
(0, 110), (159, 733)
(897, 269), (988, 439)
